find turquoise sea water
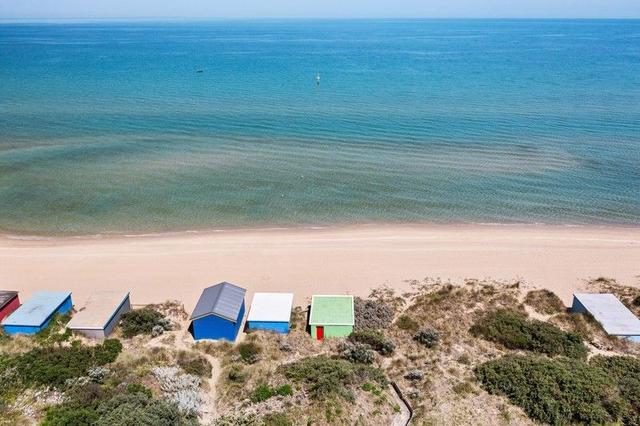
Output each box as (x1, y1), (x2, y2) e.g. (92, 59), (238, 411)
(0, 19), (639, 235)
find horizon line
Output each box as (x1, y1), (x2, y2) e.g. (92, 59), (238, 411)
(2, 17), (640, 23)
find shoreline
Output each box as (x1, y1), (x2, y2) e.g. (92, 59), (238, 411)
(2, 221), (639, 243)
(1, 223), (638, 313)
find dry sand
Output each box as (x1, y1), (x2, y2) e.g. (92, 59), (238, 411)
(1, 224), (638, 312)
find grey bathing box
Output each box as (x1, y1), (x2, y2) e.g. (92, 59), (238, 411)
(67, 291), (131, 338)
(571, 293), (640, 342)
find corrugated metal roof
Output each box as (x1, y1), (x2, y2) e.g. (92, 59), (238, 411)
(1, 291), (71, 327)
(247, 292), (294, 323)
(309, 295), (354, 326)
(0, 291), (18, 310)
(574, 293), (640, 336)
(190, 282), (246, 322)
(67, 291), (130, 330)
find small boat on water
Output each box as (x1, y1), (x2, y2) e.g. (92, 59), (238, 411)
(316, 72), (320, 85)
(196, 69), (204, 74)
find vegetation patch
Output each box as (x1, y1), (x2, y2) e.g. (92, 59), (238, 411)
(353, 297), (394, 331)
(250, 383), (293, 403)
(339, 342), (375, 364)
(42, 387), (196, 426)
(470, 309), (587, 358)
(413, 329), (440, 348)
(120, 308), (171, 338)
(280, 355), (387, 401)
(475, 354), (638, 425)
(395, 315), (418, 332)
(0, 339), (122, 391)
(238, 342), (262, 364)
(35, 313), (73, 345)
(348, 329), (395, 355)
(176, 351), (212, 378)
(523, 289), (565, 315)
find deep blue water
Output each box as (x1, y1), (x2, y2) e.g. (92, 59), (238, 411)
(0, 20), (639, 234)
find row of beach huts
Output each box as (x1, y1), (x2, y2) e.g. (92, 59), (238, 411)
(0, 282), (355, 341)
(2, 282), (640, 343)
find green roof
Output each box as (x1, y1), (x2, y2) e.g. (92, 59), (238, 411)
(309, 295), (354, 326)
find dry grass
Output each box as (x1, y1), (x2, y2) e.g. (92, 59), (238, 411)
(523, 289), (565, 315)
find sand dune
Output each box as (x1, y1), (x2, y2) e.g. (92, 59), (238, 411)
(1, 224), (638, 311)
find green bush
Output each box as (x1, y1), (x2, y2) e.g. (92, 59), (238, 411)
(251, 384), (275, 403)
(42, 386), (196, 426)
(41, 405), (100, 426)
(275, 384), (293, 396)
(35, 313), (73, 345)
(475, 355), (622, 425)
(96, 393), (194, 426)
(119, 309), (169, 338)
(238, 342), (262, 364)
(126, 383), (153, 398)
(395, 315), (418, 332)
(590, 355), (640, 425)
(250, 383), (293, 403)
(280, 355), (387, 401)
(0, 339), (122, 388)
(470, 309), (587, 359)
(349, 330), (395, 355)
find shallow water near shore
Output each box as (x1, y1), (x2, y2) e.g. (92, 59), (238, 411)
(1, 19), (639, 235)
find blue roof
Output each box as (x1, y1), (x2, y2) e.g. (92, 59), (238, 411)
(190, 282), (246, 322)
(2, 291), (71, 327)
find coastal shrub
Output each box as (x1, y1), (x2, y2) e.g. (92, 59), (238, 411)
(470, 309), (587, 358)
(176, 351), (212, 378)
(339, 342), (375, 364)
(349, 329), (395, 355)
(96, 393), (195, 426)
(524, 289), (565, 315)
(120, 308), (170, 338)
(590, 355), (640, 424)
(413, 329), (440, 348)
(250, 383), (294, 403)
(227, 365), (246, 383)
(0, 339), (122, 388)
(280, 355), (387, 401)
(353, 297), (394, 331)
(151, 366), (202, 415)
(42, 386), (196, 426)
(126, 383), (153, 398)
(41, 405), (100, 426)
(475, 355), (623, 425)
(238, 342), (262, 364)
(263, 412), (294, 426)
(395, 315), (419, 332)
(35, 312), (73, 345)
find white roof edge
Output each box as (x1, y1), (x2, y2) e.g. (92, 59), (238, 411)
(247, 292), (294, 322)
(66, 292), (130, 330)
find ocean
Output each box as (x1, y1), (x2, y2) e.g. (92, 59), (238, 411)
(0, 19), (639, 235)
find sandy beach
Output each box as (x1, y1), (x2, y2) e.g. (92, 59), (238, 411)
(1, 224), (639, 311)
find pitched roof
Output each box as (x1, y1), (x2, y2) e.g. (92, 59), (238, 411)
(309, 295), (354, 326)
(1, 291), (71, 327)
(247, 292), (294, 323)
(67, 291), (130, 330)
(574, 293), (640, 336)
(0, 291), (18, 310)
(190, 282), (246, 322)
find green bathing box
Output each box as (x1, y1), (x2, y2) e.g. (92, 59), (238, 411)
(309, 295), (355, 340)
